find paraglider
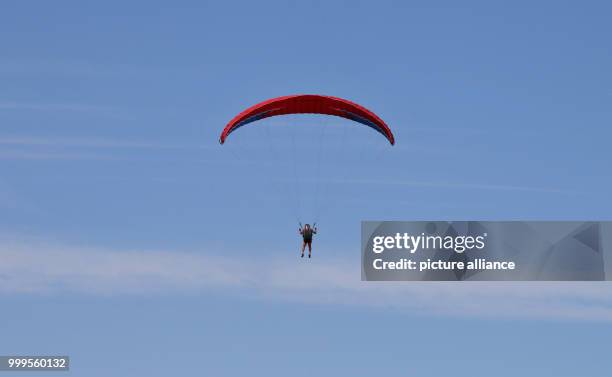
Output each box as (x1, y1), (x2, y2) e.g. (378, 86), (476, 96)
(220, 94), (394, 257)
(220, 94), (395, 145)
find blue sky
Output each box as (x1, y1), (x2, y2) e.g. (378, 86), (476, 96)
(1, 1), (612, 376)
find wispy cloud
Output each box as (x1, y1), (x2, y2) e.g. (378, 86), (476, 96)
(0, 137), (188, 150)
(327, 178), (577, 194)
(0, 137), (216, 161)
(0, 58), (169, 77)
(0, 100), (127, 120)
(0, 59), (106, 76)
(0, 238), (610, 322)
(0, 150), (124, 161)
(0, 101), (110, 112)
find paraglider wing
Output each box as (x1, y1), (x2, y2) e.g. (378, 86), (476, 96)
(219, 94), (394, 145)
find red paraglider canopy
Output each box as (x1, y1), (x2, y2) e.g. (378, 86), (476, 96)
(220, 94), (394, 145)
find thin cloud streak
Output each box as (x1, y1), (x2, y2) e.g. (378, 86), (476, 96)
(0, 137), (220, 161)
(0, 101), (110, 112)
(0, 150), (126, 161)
(328, 178), (577, 194)
(0, 238), (610, 322)
(0, 137), (189, 150)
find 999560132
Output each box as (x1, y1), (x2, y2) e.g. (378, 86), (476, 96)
(0, 356), (69, 371)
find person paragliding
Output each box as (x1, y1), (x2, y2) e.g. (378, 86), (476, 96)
(220, 94), (395, 258)
(299, 223), (317, 258)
